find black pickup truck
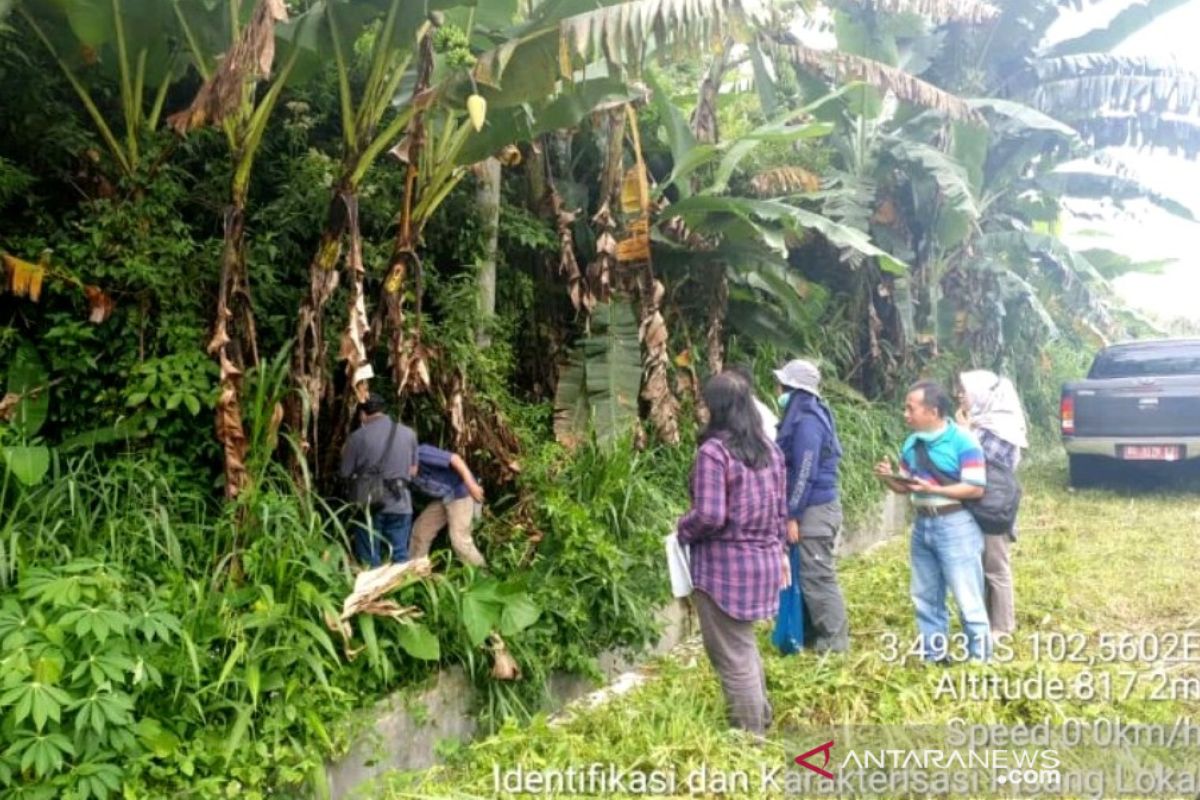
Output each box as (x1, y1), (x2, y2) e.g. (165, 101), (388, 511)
(1061, 339), (1200, 487)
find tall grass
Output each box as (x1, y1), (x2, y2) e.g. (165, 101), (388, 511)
(1, 452), (211, 588)
(0, 446), (386, 794)
(457, 434), (692, 729)
(826, 394), (905, 529)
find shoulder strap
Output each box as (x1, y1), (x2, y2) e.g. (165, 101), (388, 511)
(913, 440), (956, 486)
(367, 421), (399, 476)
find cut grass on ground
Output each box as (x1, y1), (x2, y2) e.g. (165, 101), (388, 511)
(376, 459), (1200, 799)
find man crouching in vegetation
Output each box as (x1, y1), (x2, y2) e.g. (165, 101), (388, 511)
(408, 444), (488, 568)
(875, 381), (991, 662)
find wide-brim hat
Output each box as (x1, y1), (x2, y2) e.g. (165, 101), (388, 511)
(773, 359), (822, 398)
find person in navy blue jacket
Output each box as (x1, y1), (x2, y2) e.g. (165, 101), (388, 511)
(408, 445), (487, 568)
(773, 359), (850, 652)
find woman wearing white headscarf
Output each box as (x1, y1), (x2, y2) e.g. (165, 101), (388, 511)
(957, 370), (1028, 634)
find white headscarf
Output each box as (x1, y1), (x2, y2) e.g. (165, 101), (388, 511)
(960, 370), (1029, 449)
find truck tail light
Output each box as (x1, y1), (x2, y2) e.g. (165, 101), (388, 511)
(1061, 392), (1075, 435)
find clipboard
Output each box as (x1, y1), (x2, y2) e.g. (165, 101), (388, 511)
(875, 473), (923, 490)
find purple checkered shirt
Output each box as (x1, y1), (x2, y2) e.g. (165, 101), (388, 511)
(676, 437), (788, 622)
(977, 427), (1021, 471)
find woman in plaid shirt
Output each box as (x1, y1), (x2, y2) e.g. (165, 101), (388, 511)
(677, 372), (788, 735)
(957, 370), (1028, 634)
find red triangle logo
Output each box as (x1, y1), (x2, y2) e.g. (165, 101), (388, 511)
(794, 740), (835, 779)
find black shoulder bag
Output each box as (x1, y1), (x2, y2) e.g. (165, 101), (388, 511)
(912, 440), (1021, 534)
(350, 422), (407, 510)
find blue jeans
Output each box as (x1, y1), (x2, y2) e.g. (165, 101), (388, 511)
(910, 510), (991, 661)
(354, 512), (413, 568)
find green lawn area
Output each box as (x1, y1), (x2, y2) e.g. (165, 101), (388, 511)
(375, 458), (1200, 799)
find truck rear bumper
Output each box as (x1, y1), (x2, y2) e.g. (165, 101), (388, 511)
(1062, 436), (1200, 460)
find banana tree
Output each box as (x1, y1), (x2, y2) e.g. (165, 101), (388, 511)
(370, 0), (778, 448)
(290, 0), (645, 460)
(678, 42), (734, 376)
(760, 4), (1100, 356)
(729, 42), (916, 381)
(306, 0), (757, 448)
(772, 0), (1198, 314)
(285, 0), (425, 477)
(552, 104), (669, 448)
(935, 0), (1200, 153)
(744, 0), (1184, 373)
(474, 155), (502, 346)
(376, 89), (477, 399)
(16, 0), (184, 178)
(363, 100), (520, 476)
(169, 0), (314, 501)
(878, 26), (1155, 359)
(646, 72), (909, 379)
(1007, 54), (1200, 153)
(378, 4), (559, 404)
(272, 0), (536, 484)
(967, 1), (1200, 351)
(745, 3), (997, 376)
(958, 104), (1145, 348)
(486, 0), (769, 445)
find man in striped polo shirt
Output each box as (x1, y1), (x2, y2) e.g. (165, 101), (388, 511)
(876, 380), (991, 662)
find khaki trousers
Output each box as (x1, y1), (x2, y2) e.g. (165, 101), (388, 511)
(408, 496), (486, 567)
(983, 533), (1016, 634)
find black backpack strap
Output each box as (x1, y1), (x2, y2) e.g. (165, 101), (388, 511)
(364, 421), (399, 477)
(913, 440), (958, 486)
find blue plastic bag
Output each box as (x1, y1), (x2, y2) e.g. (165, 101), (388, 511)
(771, 543), (805, 654)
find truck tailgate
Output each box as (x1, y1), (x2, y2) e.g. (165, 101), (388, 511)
(1071, 376), (1200, 437)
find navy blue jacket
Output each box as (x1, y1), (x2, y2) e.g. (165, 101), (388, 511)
(775, 392), (842, 519)
(412, 444), (471, 501)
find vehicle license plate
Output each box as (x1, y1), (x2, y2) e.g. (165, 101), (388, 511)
(1121, 445), (1182, 461)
